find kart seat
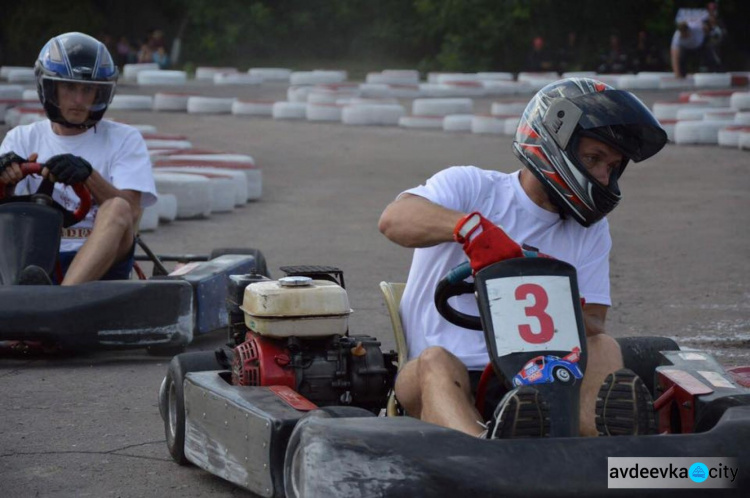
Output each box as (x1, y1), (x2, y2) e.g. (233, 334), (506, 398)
(0, 203), (62, 285)
(379, 281), (407, 416)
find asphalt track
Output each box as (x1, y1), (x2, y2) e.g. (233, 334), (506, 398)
(1, 79), (748, 497)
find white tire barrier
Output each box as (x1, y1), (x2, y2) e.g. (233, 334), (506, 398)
(109, 95), (154, 111)
(131, 124), (158, 134)
(435, 73), (479, 84)
(617, 74), (661, 90)
(22, 89), (39, 102)
(145, 139), (193, 150)
(139, 204), (160, 231)
(482, 80), (533, 96)
(704, 111), (736, 121)
(694, 73), (731, 88)
(156, 193), (178, 222)
(561, 71), (597, 78)
(4, 107), (45, 128)
(689, 91), (732, 107)
(735, 112), (750, 125)
(341, 104), (405, 126)
(7, 68), (35, 83)
(306, 103), (343, 122)
(308, 87), (360, 104)
(398, 115), (444, 129)
(187, 96), (235, 114)
(717, 126), (748, 147)
(439, 81), (486, 97)
(418, 83), (459, 98)
(1, 66), (33, 80)
(287, 86), (314, 103)
(659, 76), (695, 90)
(730, 92), (750, 111)
(504, 116), (521, 135)
(155, 158), (261, 201)
(652, 101), (709, 121)
(166, 153), (255, 164)
(290, 70), (346, 86)
(491, 101), (527, 116)
(153, 93), (193, 112)
(155, 166), (248, 206)
(675, 106), (731, 121)
(0, 84), (24, 100)
(412, 98), (473, 117)
(162, 171), (236, 213)
(477, 72), (514, 81)
(123, 63), (159, 81)
(195, 67), (237, 80)
(443, 114), (474, 132)
(153, 172), (212, 219)
(471, 115), (505, 134)
(366, 71), (420, 85)
(272, 101), (307, 120)
(673, 120), (735, 145)
(213, 72), (262, 85)
(739, 130), (750, 150)
(232, 100), (274, 117)
(660, 120), (676, 142)
(137, 70), (187, 85)
(248, 68), (292, 81)
(338, 97), (399, 106)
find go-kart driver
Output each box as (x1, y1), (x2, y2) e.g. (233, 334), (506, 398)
(379, 78), (668, 438)
(0, 32), (156, 285)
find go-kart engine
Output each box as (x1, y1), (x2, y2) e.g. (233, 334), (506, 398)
(231, 332), (389, 411)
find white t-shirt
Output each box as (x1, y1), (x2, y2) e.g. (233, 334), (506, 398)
(0, 119), (157, 252)
(399, 167), (611, 370)
(671, 20), (705, 50)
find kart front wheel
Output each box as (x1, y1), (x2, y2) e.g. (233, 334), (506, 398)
(160, 351), (223, 465)
(553, 367), (573, 384)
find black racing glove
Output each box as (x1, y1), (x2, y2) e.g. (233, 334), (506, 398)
(0, 151), (27, 173)
(45, 154), (93, 185)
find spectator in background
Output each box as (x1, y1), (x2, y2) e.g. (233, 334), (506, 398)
(631, 30), (665, 73)
(597, 34), (630, 74)
(152, 46), (170, 69)
(137, 41), (153, 64)
(557, 31), (582, 74)
(702, 7), (726, 72)
(670, 19), (705, 78)
(116, 36), (137, 67)
(523, 36), (555, 73)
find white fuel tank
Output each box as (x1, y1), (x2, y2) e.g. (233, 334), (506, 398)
(240, 276), (352, 337)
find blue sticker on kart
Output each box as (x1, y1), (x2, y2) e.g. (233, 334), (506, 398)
(512, 347), (583, 386)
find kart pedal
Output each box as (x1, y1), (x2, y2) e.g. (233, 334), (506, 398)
(489, 386), (550, 439)
(596, 368), (657, 436)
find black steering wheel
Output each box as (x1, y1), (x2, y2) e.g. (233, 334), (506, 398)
(434, 261), (483, 331)
(0, 162), (92, 227)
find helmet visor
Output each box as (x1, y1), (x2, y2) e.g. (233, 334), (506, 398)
(41, 76), (115, 113)
(570, 90), (667, 162)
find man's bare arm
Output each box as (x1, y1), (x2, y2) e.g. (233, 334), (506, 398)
(378, 193), (466, 248)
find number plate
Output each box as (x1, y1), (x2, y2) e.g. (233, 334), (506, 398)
(485, 275), (581, 357)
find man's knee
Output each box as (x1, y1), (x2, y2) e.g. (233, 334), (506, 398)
(95, 197), (135, 231)
(417, 346), (465, 376)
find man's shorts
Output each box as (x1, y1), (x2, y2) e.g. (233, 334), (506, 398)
(468, 369), (509, 421)
(54, 241), (136, 284)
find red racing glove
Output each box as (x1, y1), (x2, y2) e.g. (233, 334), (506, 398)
(453, 212), (523, 273)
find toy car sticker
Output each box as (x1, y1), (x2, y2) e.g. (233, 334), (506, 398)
(512, 349), (584, 386)
(698, 370), (736, 389)
(485, 275), (581, 357)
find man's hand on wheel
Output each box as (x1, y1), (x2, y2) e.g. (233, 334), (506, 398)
(0, 151), (27, 184)
(454, 212), (523, 273)
(44, 154), (93, 185)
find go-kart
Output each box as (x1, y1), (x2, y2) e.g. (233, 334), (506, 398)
(159, 257), (750, 497)
(0, 162), (267, 354)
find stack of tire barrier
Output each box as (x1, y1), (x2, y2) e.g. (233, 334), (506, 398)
(652, 88), (750, 151)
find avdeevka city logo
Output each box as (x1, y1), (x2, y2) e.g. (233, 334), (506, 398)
(689, 462), (709, 483)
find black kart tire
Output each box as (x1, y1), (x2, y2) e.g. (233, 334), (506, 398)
(209, 247), (270, 277)
(161, 351), (223, 465)
(284, 406), (375, 498)
(617, 336), (679, 396)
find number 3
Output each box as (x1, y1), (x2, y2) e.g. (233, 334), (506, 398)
(514, 283), (554, 343)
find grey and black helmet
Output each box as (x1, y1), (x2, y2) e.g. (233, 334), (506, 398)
(513, 78), (667, 227)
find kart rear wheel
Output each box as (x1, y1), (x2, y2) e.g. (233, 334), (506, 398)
(284, 406), (375, 498)
(209, 247), (270, 277)
(617, 336), (679, 395)
(160, 351), (223, 465)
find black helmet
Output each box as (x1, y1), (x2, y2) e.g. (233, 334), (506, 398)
(513, 78), (667, 227)
(35, 32), (118, 129)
